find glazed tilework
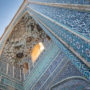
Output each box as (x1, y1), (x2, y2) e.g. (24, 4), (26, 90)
(40, 61), (84, 90)
(27, 6), (90, 65)
(0, 62), (23, 90)
(31, 0), (90, 5)
(50, 61), (85, 85)
(2, 77), (23, 90)
(0, 74), (23, 90)
(51, 81), (88, 90)
(32, 52), (68, 90)
(59, 85), (85, 90)
(24, 41), (54, 80)
(30, 48), (88, 90)
(0, 83), (7, 90)
(14, 67), (20, 80)
(0, 61), (23, 81)
(28, 9), (90, 80)
(0, 2), (90, 90)
(24, 42), (60, 90)
(0, 62), (7, 74)
(29, 4), (90, 39)
(8, 64), (13, 77)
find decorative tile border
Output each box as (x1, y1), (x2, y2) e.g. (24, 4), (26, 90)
(24, 41), (54, 81)
(51, 76), (89, 90)
(31, 0), (90, 5)
(31, 53), (69, 90)
(24, 42), (60, 89)
(27, 8), (90, 80)
(28, 4), (90, 39)
(0, 1), (89, 89)
(0, 75), (23, 90)
(0, 83), (7, 90)
(27, 7), (90, 67)
(0, 0), (89, 67)
(0, 61), (22, 82)
(29, 1), (90, 12)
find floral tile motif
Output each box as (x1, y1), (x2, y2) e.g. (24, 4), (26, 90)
(29, 4), (90, 38)
(27, 7), (90, 80)
(28, 5), (90, 63)
(32, 0), (90, 5)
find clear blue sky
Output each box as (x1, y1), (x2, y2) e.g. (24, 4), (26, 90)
(0, 0), (23, 38)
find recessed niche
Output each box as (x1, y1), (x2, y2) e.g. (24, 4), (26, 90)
(26, 37), (33, 43)
(15, 45), (22, 50)
(37, 24), (42, 32)
(46, 35), (51, 40)
(16, 52), (24, 58)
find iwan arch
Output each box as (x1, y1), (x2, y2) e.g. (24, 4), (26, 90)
(0, 0), (90, 90)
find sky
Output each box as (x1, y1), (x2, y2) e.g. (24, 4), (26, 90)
(0, 0), (23, 38)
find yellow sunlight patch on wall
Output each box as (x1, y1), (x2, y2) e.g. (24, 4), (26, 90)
(31, 42), (44, 63)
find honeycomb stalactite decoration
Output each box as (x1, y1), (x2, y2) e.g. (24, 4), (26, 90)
(0, 13), (50, 66)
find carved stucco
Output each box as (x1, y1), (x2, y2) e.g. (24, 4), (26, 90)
(0, 13), (50, 66)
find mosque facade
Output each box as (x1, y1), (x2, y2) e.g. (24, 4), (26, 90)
(0, 0), (90, 90)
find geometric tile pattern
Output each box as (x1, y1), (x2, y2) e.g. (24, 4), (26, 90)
(24, 41), (60, 90)
(0, 1), (90, 90)
(27, 7), (90, 81)
(29, 4), (90, 38)
(32, 0), (90, 5)
(28, 4), (90, 64)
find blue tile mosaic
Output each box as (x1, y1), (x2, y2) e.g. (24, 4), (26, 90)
(51, 61), (84, 85)
(8, 64), (13, 77)
(52, 82), (87, 90)
(0, 62), (7, 74)
(32, 0), (90, 5)
(27, 8), (90, 81)
(14, 67), (20, 80)
(39, 60), (84, 90)
(0, 75), (23, 90)
(27, 7), (90, 66)
(0, 2), (90, 89)
(2, 77), (23, 90)
(29, 4), (90, 39)
(24, 41), (60, 90)
(32, 51), (64, 90)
